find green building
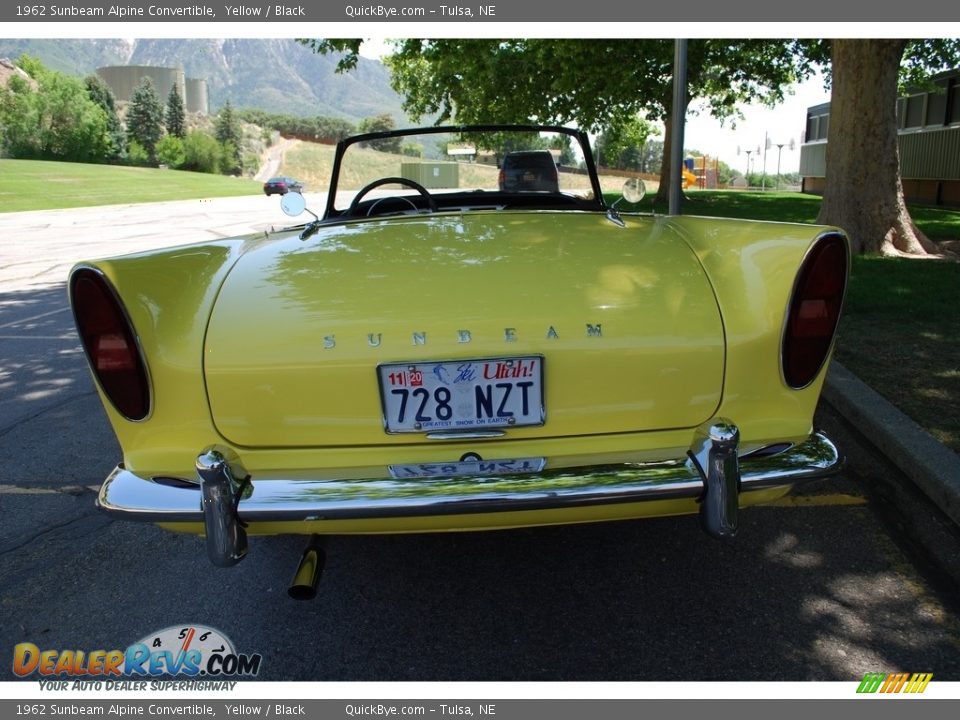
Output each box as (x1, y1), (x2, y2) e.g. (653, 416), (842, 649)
(800, 69), (960, 207)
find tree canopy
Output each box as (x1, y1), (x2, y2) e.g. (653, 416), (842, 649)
(304, 38), (960, 254)
(303, 39), (813, 201)
(84, 73), (125, 161)
(165, 83), (186, 139)
(126, 77), (164, 163)
(214, 99), (243, 174)
(594, 116), (658, 170)
(356, 112), (401, 152)
(0, 56), (111, 162)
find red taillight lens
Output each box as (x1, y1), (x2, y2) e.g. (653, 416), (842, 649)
(782, 234), (848, 389)
(70, 269), (150, 420)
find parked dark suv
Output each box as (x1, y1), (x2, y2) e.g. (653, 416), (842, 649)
(498, 151), (560, 192)
(263, 176), (304, 196)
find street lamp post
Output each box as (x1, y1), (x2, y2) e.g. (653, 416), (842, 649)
(774, 138), (795, 191)
(761, 134), (770, 191)
(775, 143), (786, 190)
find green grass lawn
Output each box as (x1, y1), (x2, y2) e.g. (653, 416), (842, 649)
(610, 188), (960, 243)
(648, 189), (960, 453)
(834, 256), (960, 452)
(0, 158), (262, 212)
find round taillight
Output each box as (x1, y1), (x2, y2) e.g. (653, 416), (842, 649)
(70, 269), (151, 420)
(782, 234), (848, 389)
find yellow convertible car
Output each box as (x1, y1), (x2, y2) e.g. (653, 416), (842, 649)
(72, 125), (847, 594)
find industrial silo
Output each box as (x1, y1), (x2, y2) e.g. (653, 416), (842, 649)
(184, 77), (209, 115)
(96, 65), (186, 105)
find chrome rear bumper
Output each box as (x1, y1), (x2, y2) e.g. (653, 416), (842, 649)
(97, 420), (841, 566)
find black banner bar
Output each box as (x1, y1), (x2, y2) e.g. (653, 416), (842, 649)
(2, 0), (960, 23)
(1, 699), (959, 720)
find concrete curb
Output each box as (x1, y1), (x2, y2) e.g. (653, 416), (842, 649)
(823, 361), (960, 528)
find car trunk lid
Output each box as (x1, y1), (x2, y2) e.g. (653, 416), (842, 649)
(204, 212), (725, 447)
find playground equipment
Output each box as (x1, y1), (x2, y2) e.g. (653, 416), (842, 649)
(684, 156), (720, 190)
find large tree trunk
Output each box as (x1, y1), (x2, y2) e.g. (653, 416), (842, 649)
(654, 115), (673, 205)
(816, 39), (937, 256)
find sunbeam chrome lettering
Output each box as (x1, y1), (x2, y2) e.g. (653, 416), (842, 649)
(319, 325), (606, 349)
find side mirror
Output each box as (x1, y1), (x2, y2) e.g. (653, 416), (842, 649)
(622, 178), (646, 204)
(280, 192), (306, 217)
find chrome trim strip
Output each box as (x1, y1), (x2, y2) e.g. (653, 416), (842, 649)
(425, 431), (506, 440)
(97, 431), (841, 524)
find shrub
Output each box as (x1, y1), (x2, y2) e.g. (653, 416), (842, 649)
(126, 140), (151, 166)
(156, 135), (186, 169)
(182, 131), (221, 173)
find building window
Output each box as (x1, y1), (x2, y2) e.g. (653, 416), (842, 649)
(927, 88), (947, 126)
(805, 113), (830, 141)
(904, 94), (926, 128)
(949, 81), (960, 124)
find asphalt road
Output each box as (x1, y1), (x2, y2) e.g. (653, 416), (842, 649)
(2, 197), (959, 683)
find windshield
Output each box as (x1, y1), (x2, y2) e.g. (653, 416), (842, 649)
(328, 127), (600, 215)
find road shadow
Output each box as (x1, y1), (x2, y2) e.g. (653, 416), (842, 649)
(0, 282), (119, 487)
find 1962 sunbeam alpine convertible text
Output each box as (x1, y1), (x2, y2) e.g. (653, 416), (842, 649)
(71, 126), (848, 596)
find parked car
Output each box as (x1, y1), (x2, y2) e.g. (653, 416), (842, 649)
(498, 150), (560, 192)
(263, 176), (304, 195)
(72, 125), (847, 597)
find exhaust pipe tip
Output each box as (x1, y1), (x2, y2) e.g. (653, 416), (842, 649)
(288, 536), (326, 600)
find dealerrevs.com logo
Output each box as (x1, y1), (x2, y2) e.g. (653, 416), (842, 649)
(13, 625), (262, 690)
(857, 672), (933, 694)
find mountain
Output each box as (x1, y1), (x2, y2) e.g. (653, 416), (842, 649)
(0, 38), (406, 122)
(0, 39), (136, 75)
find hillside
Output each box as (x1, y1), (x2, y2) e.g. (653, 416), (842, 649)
(281, 141), (648, 195)
(0, 38), (405, 121)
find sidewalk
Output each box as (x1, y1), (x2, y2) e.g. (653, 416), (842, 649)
(824, 362), (960, 526)
(821, 361), (960, 586)
(254, 137), (297, 183)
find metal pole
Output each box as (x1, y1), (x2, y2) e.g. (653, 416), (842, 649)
(761, 132), (768, 191)
(776, 144), (784, 191)
(668, 39), (688, 216)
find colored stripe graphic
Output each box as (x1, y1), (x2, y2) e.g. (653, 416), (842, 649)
(857, 673), (886, 693)
(857, 672), (932, 694)
(881, 672), (908, 693)
(905, 673), (933, 693)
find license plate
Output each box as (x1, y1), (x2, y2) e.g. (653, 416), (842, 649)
(389, 457), (546, 479)
(378, 356), (544, 433)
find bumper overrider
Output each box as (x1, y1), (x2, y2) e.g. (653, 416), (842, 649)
(97, 419), (842, 567)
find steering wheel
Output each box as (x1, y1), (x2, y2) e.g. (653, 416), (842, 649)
(348, 177), (438, 216)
